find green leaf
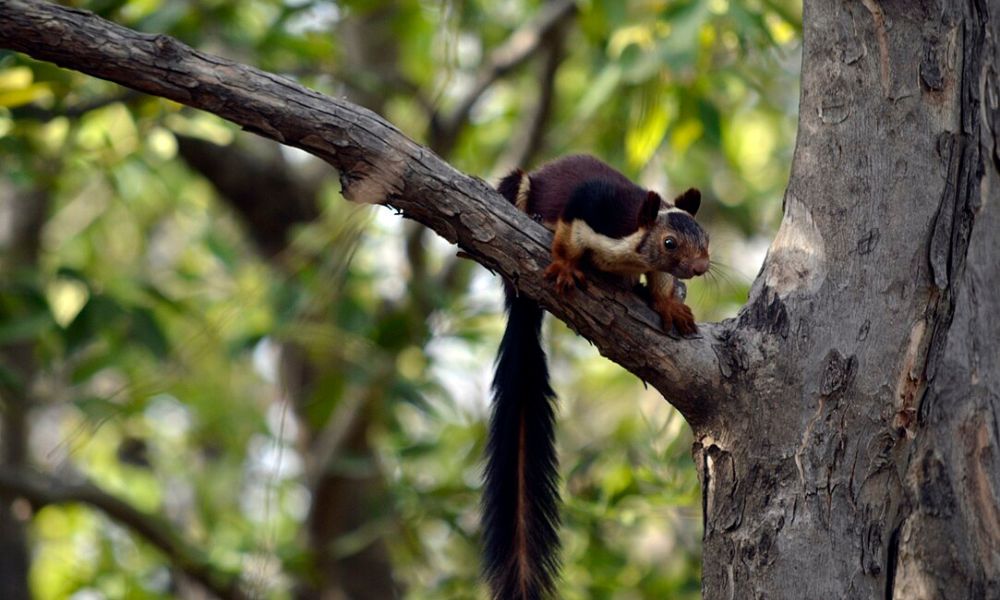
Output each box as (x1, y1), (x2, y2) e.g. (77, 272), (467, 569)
(55, 266), (91, 285)
(0, 363), (24, 392)
(138, 282), (186, 314)
(64, 294), (126, 354)
(0, 83), (53, 108)
(576, 66), (622, 122)
(69, 352), (115, 384)
(128, 307), (169, 358)
(73, 395), (124, 420)
(626, 86), (672, 169)
(0, 311), (53, 344)
(697, 98), (722, 144)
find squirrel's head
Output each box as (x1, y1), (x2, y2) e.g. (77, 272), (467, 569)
(637, 189), (710, 279)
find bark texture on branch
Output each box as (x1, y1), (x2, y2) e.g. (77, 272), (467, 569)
(0, 0), (724, 423)
(699, 1), (1000, 598)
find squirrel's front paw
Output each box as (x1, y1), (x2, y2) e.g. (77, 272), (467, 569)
(657, 301), (698, 336)
(544, 260), (586, 294)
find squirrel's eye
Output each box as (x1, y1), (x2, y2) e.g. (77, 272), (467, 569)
(664, 237), (678, 251)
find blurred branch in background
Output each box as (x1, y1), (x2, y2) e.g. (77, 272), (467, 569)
(0, 468), (247, 600)
(498, 0), (570, 172)
(428, 0), (577, 156)
(174, 135), (322, 259)
(176, 132), (402, 598)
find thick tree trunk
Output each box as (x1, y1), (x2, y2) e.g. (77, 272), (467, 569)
(698, 1), (1000, 598)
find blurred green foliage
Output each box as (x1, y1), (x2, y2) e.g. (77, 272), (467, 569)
(0, 0), (800, 598)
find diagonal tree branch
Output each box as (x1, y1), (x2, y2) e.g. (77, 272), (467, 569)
(0, 467), (248, 600)
(0, 0), (725, 423)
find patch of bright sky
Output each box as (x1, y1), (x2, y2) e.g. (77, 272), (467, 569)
(252, 336), (281, 385)
(144, 394), (192, 439)
(284, 0), (341, 35)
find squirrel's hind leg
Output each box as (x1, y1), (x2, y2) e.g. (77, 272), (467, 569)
(545, 220), (587, 294)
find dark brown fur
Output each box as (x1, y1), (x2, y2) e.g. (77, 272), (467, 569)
(485, 156), (709, 600)
(521, 155), (646, 226)
(505, 155), (708, 333)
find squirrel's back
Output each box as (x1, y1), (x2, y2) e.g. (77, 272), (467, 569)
(509, 155), (649, 225)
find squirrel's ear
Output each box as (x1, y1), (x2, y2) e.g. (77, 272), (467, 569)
(639, 191), (662, 227)
(674, 188), (701, 216)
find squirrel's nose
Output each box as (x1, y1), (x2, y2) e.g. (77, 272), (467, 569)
(692, 258), (709, 276)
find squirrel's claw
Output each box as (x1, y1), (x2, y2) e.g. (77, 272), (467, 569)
(657, 300), (698, 337)
(544, 261), (586, 294)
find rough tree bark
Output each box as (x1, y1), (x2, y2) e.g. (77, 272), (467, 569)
(697, 2), (1000, 598)
(1, 1), (998, 599)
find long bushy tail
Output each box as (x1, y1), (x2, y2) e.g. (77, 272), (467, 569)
(482, 168), (560, 599)
(483, 283), (561, 600)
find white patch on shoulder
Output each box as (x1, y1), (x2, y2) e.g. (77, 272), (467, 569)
(571, 221), (651, 274)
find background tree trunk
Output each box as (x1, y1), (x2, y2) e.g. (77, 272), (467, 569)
(174, 135), (401, 599)
(0, 181), (47, 600)
(698, 1), (1000, 598)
